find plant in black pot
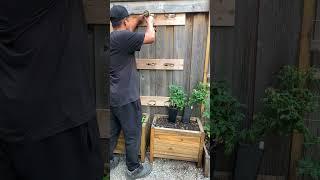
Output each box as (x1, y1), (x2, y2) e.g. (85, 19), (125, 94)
(168, 85), (186, 123)
(182, 83), (209, 123)
(210, 81), (244, 176)
(234, 66), (318, 180)
(233, 119), (266, 180)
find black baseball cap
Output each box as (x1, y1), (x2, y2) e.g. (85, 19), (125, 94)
(110, 5), (129, 26)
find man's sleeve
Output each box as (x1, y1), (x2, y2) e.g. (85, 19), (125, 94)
(126, 31), (145, 53)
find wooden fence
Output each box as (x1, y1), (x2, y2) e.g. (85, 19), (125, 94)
(212, 0), (320, 179)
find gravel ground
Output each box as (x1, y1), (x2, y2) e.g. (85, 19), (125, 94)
(110, 154), (209, 180)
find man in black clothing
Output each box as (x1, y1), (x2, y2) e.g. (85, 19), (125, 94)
(0, 0), (103, 179)
(109, 5), (155, 179)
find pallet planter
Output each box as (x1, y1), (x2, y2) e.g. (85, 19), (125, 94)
(149, 114), (205, 167)
(113, 113), (151, 162)
(203, 144), (210, 177)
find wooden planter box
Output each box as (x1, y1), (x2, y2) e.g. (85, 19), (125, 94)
(203, 144), (210, 177)
(113, 113), (151, 162)
(150, 114), (205, 167)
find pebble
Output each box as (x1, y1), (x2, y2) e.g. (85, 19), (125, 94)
(110, 154), (210, 180)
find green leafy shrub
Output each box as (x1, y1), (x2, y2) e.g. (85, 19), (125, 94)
(239, 66), (318, 145)
(211, 81), (244, 154)
(189, 83), (210, 106)
(255, 66), (317, 137)
(168, 85), (186, 111)
(298, 158), (320, 179)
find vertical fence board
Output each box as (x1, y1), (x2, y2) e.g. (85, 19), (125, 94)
(137, 27), (156, 115)
(190, 13), (208, 90)
(183, 14), (194, 93)
(254, 0), (303, 177)
(173, 26), (185, 87)
(94, 25), (108, 109)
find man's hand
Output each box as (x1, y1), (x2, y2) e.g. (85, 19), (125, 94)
(143, 15), (155, 44)
(144, 16), (154, 26)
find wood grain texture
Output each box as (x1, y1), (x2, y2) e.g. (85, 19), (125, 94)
(190, 14), (208, 91)
(203, 145), (210, 177)
(140, 96), (170, 107)
(150, 114), (205, 164)
(84, 0), (108, 24)
(110, 0), (209, 14)
(298, 0), (317, 70)
(136, 59), (184, 70)
(137, 27), (156, 115)
(211, 0), (235, 26)
(173, 25), (185, 86)
(131, 13), (186, 26)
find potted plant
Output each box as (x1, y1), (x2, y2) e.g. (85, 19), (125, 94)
(233, 66), (318, 180)
(182, 83), (209, 124)
(210, 81), (244, 177)
(168, 85), (186, 123)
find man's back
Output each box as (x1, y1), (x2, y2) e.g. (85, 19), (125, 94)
(109, 30), (144, 107)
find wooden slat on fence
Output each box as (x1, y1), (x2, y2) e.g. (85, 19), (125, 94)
(110, 0), (209, 14)
(140, 96), (169, 107)
(131, 13), (186, 26)
(137, 59), (184, 70)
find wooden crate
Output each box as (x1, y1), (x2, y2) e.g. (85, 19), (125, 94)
(150, 114), (205, 167)
(113, 113), (151, 162)
(203, 144), (210, 177)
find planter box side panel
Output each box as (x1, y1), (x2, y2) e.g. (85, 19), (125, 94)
(153, 127), (201, 162)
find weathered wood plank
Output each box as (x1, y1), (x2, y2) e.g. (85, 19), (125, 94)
(190, 14), (208, 90)
(211, 0), (235, 26)
(84, 0), (108, 24)
(254, 1), (303, 176)
(140, 96), (170, 107)
(110, 0), (209, 14)
(94, 26), (108, 109)
(154, 26), (174, 114)
(173, 26), (185, 86)
(137, 59), (184, 70)
(298, 0), (317, 70)
(131, 13), (186, 26)
(183, 14), (194, 93)
(155, 154), (198, 162)
(203, 145), (210, 177)
(137, 27), (156, 115)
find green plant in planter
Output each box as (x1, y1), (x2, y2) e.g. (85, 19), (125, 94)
(203, 95), (211, 138)
(168, 85), (186, 123)
(211, 81), (244, 154)
(182, 83), (210, 123)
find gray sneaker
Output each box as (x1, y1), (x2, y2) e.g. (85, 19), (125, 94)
(125, 162), (152, 180)
(110, 156), (120, 170)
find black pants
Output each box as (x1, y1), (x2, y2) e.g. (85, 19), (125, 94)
(110, 100), (142, 171)
(0, 119), (104, 180)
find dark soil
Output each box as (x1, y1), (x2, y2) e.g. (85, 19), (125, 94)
(155, 117), (200, 131)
